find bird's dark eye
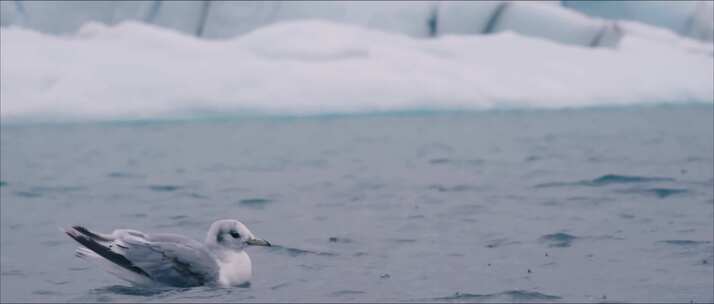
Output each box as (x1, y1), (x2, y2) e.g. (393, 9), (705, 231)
(230, 231), (241, 239)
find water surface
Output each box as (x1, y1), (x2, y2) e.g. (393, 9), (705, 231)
(1, 105), (713, 302)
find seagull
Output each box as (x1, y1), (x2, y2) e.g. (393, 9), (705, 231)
(64, 219), (271, 287)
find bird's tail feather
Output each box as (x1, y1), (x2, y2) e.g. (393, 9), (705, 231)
(64, 226), (150, 278)
(75, 246), (153, 286)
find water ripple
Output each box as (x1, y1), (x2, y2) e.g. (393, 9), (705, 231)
(485, 238), (520, 248)
(535, 174), (675, 188)
(328, 236), (352, 244)
(148, 185), (183, 192)
(238, 198), (273, 208)
(14, 185), (85, 198)
(540, 233), (578, 248)
(428, 158), (484, 166)
(268, 245), (338, 257)
(32, 290), (60, 296)
(433, 290), (561, 301)
(107, 171), (143, 178)
(657, 240), (712, 246)
(428, 184), (482, 193)
(1, 270), (25, 277)
(617, 188), (689, 198)
(331, 290), (366, 296)
(587, 174), (674, 185)
(90, 285), (173, 296)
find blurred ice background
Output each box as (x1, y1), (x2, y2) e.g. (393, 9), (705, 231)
(1, 0), (712, 121)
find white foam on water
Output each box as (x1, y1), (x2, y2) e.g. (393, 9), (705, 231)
(1, 20), (712, 122)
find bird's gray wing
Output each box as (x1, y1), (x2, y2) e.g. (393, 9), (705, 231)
(116, 232), (220, 287)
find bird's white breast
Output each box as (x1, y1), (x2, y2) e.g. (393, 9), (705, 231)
(217, 250), (252, 286)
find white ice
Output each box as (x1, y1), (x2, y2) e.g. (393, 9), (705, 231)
(0, 20), (712, 122)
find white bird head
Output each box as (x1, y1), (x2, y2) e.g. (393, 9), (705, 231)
(206, 219), (271, 250)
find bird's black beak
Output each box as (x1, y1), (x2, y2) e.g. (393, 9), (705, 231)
(246, 237), (271, 247)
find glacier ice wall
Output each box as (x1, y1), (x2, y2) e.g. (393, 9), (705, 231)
(0, 1), (631, 48)
(2, 1), (712, 45)
(2, 1), (712, 49)
(563, 0), (714, 42)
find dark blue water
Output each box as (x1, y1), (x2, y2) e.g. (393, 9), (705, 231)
(1, 105), (713, 302)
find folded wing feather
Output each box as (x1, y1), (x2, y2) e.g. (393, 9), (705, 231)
(66, 226), (219, 287)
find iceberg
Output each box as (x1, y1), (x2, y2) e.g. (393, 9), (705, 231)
(1, 21), (712, 122)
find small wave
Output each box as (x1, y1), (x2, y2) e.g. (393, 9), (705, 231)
(32, 290), (60, 296)
(535, 174), (675, 188)
(14, 191), (43, 198)
(534, 181), (576, 188)
(540, 232), (578, 248)
(433, 290), (561, 301)
(428, 184), (482, 193)
(14, 185), (86, 198)
(270, 282), (290, 290)
(428, 158), (484, 166)
(107, 171), (143, 178)
(524, 153), (567, 162)
(238, 198), (273, 207)
(617, 187), (689, 198)
(147, 185), (183, 192)
(331, 290), (366, 296)
(588, 174), (674, 186)
(91, 285), (174, 296)
(485, 238), (520, 248)
(328, 236), (352, 244)
(656, 240), (713, 260)
(268, 245), (337, 257)
(185, 192), (209, 199)
(38, 186), (85, 192)
(566, 196), (615, 205)
(657, 240), (712, 246)
(1, 270), (25, 277)
(390, 238), (418, 244)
